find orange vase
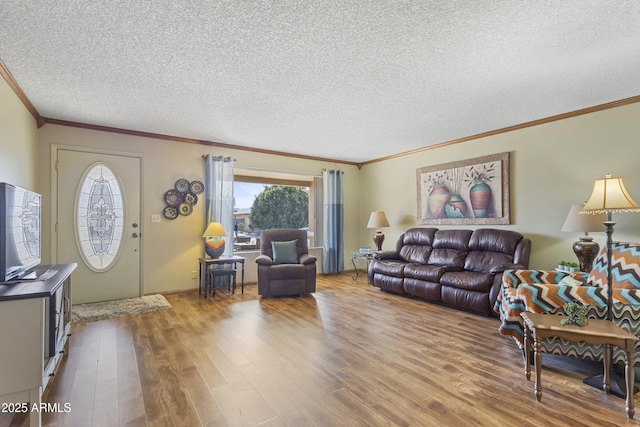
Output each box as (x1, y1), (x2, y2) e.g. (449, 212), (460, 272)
(205, 238), (225, 259)
(428, 185), (450, 219)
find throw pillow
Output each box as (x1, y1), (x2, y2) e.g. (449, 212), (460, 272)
(271, 240), (299, 264)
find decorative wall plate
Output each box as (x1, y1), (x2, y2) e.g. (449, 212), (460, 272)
(175, 178), (190, 193)
(164, 189), (183, 206)
(184, 192), (198, 205)
(163, 206), (178, 219)
(190, 180), (204, 194)
(178, 202), (193, 216)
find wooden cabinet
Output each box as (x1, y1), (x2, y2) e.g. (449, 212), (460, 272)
(0, 263), (76, 427)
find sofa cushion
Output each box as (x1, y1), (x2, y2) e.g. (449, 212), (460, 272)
(371, 259), (407, 278)
(464, 252), (516, 273)
(372, 274), (405, 294)
(433, 229), (472, 251)
(404, 263), (446, 282)
(441, 286), (491, 315)
(399, 245), (432, 264)
(469, 229), (522, 254)
(440, 271), (494, 292)
(404, 278), (441, 301)
(267, 263), (308, 280)
(402, 227), (438, 246)
(428, 249), (467, 270)
(398, 228), (437, 263)
(428, 229), (472, 270)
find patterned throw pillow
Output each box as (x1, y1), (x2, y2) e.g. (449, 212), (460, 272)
(587, 242), (640, 289)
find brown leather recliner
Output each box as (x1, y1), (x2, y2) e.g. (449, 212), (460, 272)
(255, 229), (317, 297)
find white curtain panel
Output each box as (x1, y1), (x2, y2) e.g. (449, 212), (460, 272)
(204, 155), (234, 257)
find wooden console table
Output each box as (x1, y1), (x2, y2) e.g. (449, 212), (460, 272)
(521, 312), (637, 418)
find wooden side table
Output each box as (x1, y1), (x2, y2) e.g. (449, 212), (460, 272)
(199, 256), (246, 298)
(521, 312), (637, 418)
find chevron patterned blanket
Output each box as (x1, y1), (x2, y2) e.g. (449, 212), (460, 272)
(495, 242), (640, 365)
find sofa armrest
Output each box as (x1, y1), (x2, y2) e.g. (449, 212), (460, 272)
(255, 255), (273, 266)
(374, 251), (401, 261)
(299, 254), (317, 265)
(490, 263), (525, 274)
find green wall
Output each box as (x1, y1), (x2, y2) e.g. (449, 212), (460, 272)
(0, 77), (39, 191)
(359, 102), (640, 269)
(37, 124), (361, 293)
(3, 75), (640, 291)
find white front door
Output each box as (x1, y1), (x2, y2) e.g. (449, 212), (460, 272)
(55, 149), (142, 304)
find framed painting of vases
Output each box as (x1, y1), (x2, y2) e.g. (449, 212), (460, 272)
(416, 152), (510, 225)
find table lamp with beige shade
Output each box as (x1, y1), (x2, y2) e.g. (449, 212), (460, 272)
(367, 211), (390, 251)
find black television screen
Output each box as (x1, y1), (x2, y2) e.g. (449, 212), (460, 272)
(0, 183), (41, 283)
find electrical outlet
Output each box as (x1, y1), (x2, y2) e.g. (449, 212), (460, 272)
(191, 271), (197, 279)
(151, 214), (161, 223)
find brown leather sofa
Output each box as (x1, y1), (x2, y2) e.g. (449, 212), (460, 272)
(368, 228), (531, 316)
(255, 229), (317, 297)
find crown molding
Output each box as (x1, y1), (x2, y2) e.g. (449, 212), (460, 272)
(42, 118), (360, 166)
(361, 95), (640, 166)
(0, 60), (45, 127)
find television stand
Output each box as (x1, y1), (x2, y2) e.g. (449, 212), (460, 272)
(0, 263), (76, 427)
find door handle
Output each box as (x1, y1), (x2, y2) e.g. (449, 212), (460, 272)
(132, 233), (139, 238)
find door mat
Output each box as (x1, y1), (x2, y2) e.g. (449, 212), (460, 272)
(72, 294), (172, 323)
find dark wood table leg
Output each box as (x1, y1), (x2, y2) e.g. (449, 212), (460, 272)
(603, 344), (610, 393)
(241, 261), (245, 294)
(232, 267), (236, 294)
(626, 346), (635, 419)
(534, 334), (542, 401)
(524, 322), (531, 381)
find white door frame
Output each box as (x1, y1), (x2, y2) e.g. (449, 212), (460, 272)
(50, 144), (145, 297)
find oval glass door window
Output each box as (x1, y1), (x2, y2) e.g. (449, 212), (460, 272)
(75, 163), (125, 271)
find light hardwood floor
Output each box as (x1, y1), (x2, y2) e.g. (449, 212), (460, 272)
(5, 272), (639, 426)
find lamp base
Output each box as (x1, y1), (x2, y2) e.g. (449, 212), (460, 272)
(583, 367), (638, 399)
(573, 236), (600, 272)
(372, 231), (385, 252)
(205, 238), (225, 259)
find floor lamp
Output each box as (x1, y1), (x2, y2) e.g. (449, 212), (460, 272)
(580, 174), (640, 398)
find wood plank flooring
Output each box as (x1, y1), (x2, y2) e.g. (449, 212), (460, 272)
(4, 272), (639, 426)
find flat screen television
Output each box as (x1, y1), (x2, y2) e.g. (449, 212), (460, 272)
(0, 183), (41, 283)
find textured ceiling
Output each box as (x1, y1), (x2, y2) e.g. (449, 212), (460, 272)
(1, 1), (640, 163)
